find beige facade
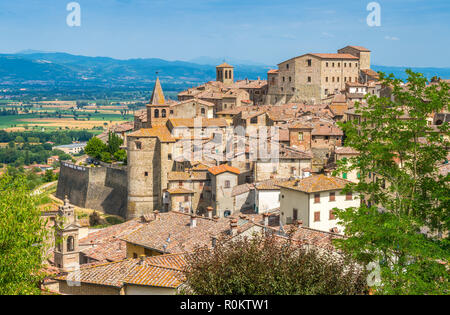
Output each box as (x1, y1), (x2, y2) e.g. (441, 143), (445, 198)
(267, 46), (372, 104)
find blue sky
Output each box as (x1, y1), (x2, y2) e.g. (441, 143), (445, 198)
(0, 0), (449, 67)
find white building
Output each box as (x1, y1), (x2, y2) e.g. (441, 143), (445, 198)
(277, 175), (360, 234)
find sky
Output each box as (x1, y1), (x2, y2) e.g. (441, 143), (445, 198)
(0, 0), (449, 67)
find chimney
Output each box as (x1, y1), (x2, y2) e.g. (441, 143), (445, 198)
(207, 207), (213, 219)
(263, 213), (270, 227)
(138, 255), (146, 265)
(230, 219), (238, 236)
(190, 214), (197, 228)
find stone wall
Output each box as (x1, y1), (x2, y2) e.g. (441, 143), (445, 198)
(56, 162), (128, 218)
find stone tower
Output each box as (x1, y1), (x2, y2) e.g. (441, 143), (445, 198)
(54, 196), (81, 272)
(126, 134), (162, 219)
(146, 77), (169, 127)
(338, 46), (371, 70)
(216, 62), (234, 86)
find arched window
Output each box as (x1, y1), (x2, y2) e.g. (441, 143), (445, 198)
(162, 109), (167, 118)
(154, 109), (159, 118)
(67, 236), (75, 252)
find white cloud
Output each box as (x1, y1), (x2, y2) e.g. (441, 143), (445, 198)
(385, 36), (400, 41)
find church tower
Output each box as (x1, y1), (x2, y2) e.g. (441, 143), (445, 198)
(54, 196), (81, 272)
(146, 76), (170, 127)
(216, 62), (234, 86)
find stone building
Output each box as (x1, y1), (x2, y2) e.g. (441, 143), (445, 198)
(266, 45), (372, 104)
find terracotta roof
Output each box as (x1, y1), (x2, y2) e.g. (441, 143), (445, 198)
(231, 183), (255, 197)
(167, 188), (195, 195)
(255, 179), (289, 191)
(335, 147), (359, 155)
(312, 122), (343, 136)
(208, 164), (241, 175)
(127, 125), (176, 142)
(79, 219), (144, 263)
(309, 53), (359, 60)
(277, 175), (353, 193)
(216, 62), (234, 68)
(328, 104), (348, 116)
(55, 254), (186, 289)
(268, 69), (279, 74)
(122, 211), (253, 254)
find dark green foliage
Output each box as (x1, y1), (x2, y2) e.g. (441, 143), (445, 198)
(183, 234), (367, 295)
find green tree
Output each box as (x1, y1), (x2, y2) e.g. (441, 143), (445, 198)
(107, 132), (123, 155)
(0, 173), (49, 295)
(334, 70), (449, 295)
(43, 169), (54, 183)
(84, 137), (107, 160)
(183, 234), (367, 295)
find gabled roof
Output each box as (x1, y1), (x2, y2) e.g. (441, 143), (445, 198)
(150, 77), (165, 105)
(216, 62), (234, 68)
(277, 175), (353, 193)
(208, 164), (241, 175)
(54, 254), (186, 289)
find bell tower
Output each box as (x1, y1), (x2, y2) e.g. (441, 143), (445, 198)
(54, 196), (81, 272)
(216, 62), (234, 86)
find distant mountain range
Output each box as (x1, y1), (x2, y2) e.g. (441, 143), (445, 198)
(0, 52), (448, 91)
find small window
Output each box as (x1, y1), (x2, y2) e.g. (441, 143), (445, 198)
(346, 192), (353, 201)
(298, 132), (304, 141)
(162, 109), (167, 118)
(168, 154), (172, 160)
(184, 195), (189, 202)
(307, 59), (312, 67)
(314, 211), (321, 222)
(314, 193), (321, 203)
(329, 192), (336, 202)
(289, 77), (292, 82)
(307, 77), (311, 83)
(326, 62), (329, 67)
(154, 109), (159, 118)
(293, 209), (298, 221)
(67, 236), (75, 252)
(329, 210), (336, 220)
(144, 172), (148, 177)
(325, 77), (328, 82)
(224, 180), (231, 189)
(133, 253), (138, 259)
(201, 108), (206, 115)
(250, 117), (258, 124)
(286, 64), (289, 69)
(135, 141), (142, 150)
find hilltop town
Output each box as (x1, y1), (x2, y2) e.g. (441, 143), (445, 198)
(36, 45), (449, 295)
